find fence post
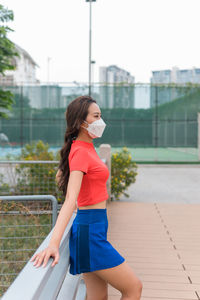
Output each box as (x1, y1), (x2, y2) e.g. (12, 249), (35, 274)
(198, 112), (200, 160)
(99, 144), (111, 202)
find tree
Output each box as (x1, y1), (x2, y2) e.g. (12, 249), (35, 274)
(0, 4), (19, 118)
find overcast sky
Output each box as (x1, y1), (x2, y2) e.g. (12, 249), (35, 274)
(2, 0), (200, 84)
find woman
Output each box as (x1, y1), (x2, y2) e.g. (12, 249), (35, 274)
(30, 96), (143, 300)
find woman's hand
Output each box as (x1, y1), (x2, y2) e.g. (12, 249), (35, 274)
(30, 245), (60, 268)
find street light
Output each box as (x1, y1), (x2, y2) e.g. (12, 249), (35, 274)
(85, 0), (96, 96)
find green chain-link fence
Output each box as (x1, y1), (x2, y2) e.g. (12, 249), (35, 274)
(0, 83), (200, 162)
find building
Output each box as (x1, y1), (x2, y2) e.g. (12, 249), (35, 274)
(151, 66), (200, 85)
(0, 43), (64, 109)
(150, 66), (200, 107)
(99, 65), (135, 108)
(99, 65), (135, 84)
(0, 43), (39, 86)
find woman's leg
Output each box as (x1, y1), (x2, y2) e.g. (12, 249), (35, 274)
(93, 261), (143, 300)
(82, 272), (108, 300)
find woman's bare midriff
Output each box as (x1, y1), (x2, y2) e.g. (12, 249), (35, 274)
(78, 199), (107, 209)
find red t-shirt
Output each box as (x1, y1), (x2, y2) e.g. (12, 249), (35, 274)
(68, 139), (110, 207)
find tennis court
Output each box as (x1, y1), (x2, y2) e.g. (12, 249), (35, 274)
(0, 145), (199, 163)
(109, 147), (199, 163)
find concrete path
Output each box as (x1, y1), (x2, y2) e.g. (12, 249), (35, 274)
(118, 164), (200, 204)
(106, 201), (200, 300)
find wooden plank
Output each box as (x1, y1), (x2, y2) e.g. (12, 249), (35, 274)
(106, 201), (200, 300)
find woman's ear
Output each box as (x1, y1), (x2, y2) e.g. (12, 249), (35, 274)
(81, 120), (88, 129)
(80, 124), (86, 129)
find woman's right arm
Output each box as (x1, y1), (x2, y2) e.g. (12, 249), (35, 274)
(48, 170), (84, 249)
(30, 170), (84, 268)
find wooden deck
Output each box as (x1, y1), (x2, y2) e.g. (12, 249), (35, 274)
(106, 201), (200, 300)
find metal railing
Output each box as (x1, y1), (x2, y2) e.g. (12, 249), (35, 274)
(0, 160), (62, 199)
(0, 195), (59, 295)
(0, 147), (111, 200)
(0, 195), (86, 300)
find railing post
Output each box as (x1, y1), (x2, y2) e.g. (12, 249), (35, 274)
(99, 144), (111, 202)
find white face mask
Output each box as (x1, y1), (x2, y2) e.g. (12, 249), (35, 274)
(81, 117), (106, 138)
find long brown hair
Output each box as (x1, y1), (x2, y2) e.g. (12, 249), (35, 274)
(58, 95), (96, 196)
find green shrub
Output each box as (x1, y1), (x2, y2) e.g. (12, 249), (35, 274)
(111, 147), (138, 201)
(15, 140), (64, 203)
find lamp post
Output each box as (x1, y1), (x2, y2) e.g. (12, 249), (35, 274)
(91, 60), (96, 91)
(85, 0), (96, 96)
(47, 57), (52, 107)
(47, 57), (52, 83)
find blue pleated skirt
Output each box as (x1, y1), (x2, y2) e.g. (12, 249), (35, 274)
(69, 208), (125, 275)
